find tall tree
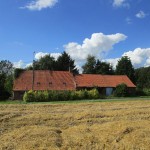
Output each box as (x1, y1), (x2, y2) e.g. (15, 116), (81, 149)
(26, 52), (79, 74)
(0, 60), (13, 100)
(56, 52), (79, 74)
(82, 55), (114, 74)
(27, 55), (56, 70)
(135, 66), (150, 89)
(115, 56), (135, 83)
(82, 55), (96, 74)
(95, 60), (114, 75)
(0, 60), (13, 75)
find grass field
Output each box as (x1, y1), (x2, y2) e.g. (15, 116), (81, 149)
(1, 100), (150, 149)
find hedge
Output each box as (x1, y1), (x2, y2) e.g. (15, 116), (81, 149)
(23, 89), (101, 102)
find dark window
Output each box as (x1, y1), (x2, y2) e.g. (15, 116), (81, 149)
(63, 82), (66, 86)
(37, 82), (40, 85)
(49, 82), (52, 86)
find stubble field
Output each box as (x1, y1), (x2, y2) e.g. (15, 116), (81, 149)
(0, 100), (150, 150)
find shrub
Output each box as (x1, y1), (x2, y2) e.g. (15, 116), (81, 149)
(113, 83), (128, 97)
(23, 90), (35, 102)
(88, 88), (100, 99)
(143, 88), (150, 96)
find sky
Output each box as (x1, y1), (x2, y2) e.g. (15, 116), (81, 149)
(0, 0), (150, 71)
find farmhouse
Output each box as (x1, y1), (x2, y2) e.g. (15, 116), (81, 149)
(13, 70), (136, 99)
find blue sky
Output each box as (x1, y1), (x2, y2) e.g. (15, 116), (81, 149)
(0, 0), (150, 70)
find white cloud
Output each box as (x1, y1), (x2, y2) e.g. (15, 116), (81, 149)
(123, 48), (150, 68)
(35, 52), (61, 60)
(104, 48), (150, 69)
(23, 0), (58, 11)
(64, 33), (127, 65)
(113, 0), (130, 8)
(13, 60), (24, 68)
(136, 11), (147, 19)
(35, 52), (49, 59)
(104, 58), (119, 69)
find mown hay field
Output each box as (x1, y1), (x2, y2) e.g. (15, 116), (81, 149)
(1, 100), (150, 150)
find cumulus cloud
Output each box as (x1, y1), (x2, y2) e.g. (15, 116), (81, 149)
(23, 0), (58, 11)
(113, 0), (130, 8)
(35, 52), (49, 59)
(104, 48), (150, 69)
(35, 52), (61, 60)
(136, 11), (147, 19)
(104, 58), (119, 69)
(64, 33), (127, 64)
(123, 48), (150, 68)
(13, 60), (24, 68)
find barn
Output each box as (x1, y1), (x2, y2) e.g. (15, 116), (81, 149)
(75, 74), (136, 96)
(13, 70), (136, 99)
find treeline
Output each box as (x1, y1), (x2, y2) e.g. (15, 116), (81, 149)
(27, 52), (79, 74)
(0, 51), (150, 100)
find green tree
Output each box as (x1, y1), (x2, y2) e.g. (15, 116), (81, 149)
(0, 60), (14, 99)
(82, 55), (114, 74)
(27, 52), (78, 74)
(0, 60), (13, 75)
(82, 55), (96, 74)
(115, 56), (135, 83)
(135, 66), (150, 89)
(95, 60), (114, 75)
(27, 55), (56, 70)
(56, 52), (79, 74)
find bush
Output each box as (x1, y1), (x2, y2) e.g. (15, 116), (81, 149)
(23, 90), (35, 102)
(113, 83), (128, 97)
(88, 88), (100, 99)
(143, 88), (150, 96)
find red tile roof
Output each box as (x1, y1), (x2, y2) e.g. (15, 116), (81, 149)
(75, 74), (136, 88)
(13, 71), (136, 91)
(13, 71), (76, 91)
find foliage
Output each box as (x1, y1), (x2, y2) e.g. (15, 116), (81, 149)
(113, 83), (128, 97)
(0, 73), (11, 100)
(82, 55), (96, 74)
(0, 60), (14, 75)
(23, 89), (101, 102)
(56, 52), (79, 74)
(23, 90), (35, 102)
(88, 88), (100, 99)
(4, 75), (13, 95)
(26, 52), (79, 74)
(35, 55), (56, 70)
(135, 66), (150, 89)
(115, 56), (135, 83)
(14, 68), (25, 79)
(0, 60), (14, 100)
(82, 55), (114, 74)
(95, 60), (114, 75)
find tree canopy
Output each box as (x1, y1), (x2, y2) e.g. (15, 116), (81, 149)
(27, 52), (79, 74)
(82, 55), (114, 74)
(0, 60), (13, 75)
(0, 60), (14, 100)
(135, 66), (150, 89)
(56, 52), (78, 74)
(82, 55), (96, 74)
(115, 56), (135, 83)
